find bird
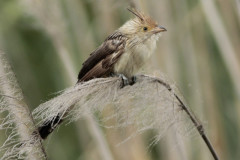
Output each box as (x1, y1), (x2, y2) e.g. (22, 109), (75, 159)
(38, 8), (167, 139)
(77, 8), (166, 85)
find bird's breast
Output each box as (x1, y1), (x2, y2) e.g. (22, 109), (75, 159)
(113, 38), (157, 78)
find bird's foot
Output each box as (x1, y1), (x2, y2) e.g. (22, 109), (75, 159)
(119, 74), (129, 88)
(110, 73), (129, 88)
(129, 76), (137, 85)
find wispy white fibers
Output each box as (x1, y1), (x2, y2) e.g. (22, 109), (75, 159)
(33, 75), (197, 146)
(0, 52), (46, 160)
(34, 74), (220, 159)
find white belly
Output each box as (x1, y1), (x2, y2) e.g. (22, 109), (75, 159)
(114, 37), (157, 78)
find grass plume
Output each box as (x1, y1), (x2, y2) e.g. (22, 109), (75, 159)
(33, 74), (219, 160)
(0, 52), (46, 160)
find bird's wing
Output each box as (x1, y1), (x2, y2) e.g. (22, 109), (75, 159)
(77, 32), (126, 82)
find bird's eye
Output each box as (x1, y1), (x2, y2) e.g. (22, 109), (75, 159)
(143, 27), (148, 31)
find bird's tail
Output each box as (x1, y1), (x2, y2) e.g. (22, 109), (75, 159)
(38, 115), (63, 139)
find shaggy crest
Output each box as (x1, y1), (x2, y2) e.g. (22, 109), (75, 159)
(127, 8), (158, 29)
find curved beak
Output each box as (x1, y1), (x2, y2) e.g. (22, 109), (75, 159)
(154, 25), (167, 34)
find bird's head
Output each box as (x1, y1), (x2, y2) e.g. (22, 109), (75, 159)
(119, 8), (167, 41)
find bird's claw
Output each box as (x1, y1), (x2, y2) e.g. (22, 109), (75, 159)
(119, 74), (129, 88)
(129, 76), (137, 85)
(110, 73), (136, 88)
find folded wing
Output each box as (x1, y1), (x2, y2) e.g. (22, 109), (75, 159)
(77, 32), (126, 82)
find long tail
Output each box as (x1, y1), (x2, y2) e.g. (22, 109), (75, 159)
(38, 115), (63, 139)
(38, 81), (81, 139)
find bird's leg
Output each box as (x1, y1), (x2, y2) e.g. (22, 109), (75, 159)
(119, 74), (129, 87)
(110, 73), (129, 88)
(129, 76), (137, 85)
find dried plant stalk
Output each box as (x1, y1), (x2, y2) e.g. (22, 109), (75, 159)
(33, 74), (219, 160)
(0, 52), (46, 160)
(200, 0), (240, 98)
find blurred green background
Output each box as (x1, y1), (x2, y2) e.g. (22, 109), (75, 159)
(0, 0), (240, 160)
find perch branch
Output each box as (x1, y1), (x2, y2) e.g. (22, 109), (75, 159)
(151, 75), (219, 160)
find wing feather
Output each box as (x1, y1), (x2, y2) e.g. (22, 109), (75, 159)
(77, 32), (126, 82)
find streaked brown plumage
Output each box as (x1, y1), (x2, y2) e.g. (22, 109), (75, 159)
(77, 32), (126, 82)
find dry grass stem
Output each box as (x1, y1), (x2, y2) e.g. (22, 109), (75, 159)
(200, 0), (240, 98)
(0, 52), (46, 159)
